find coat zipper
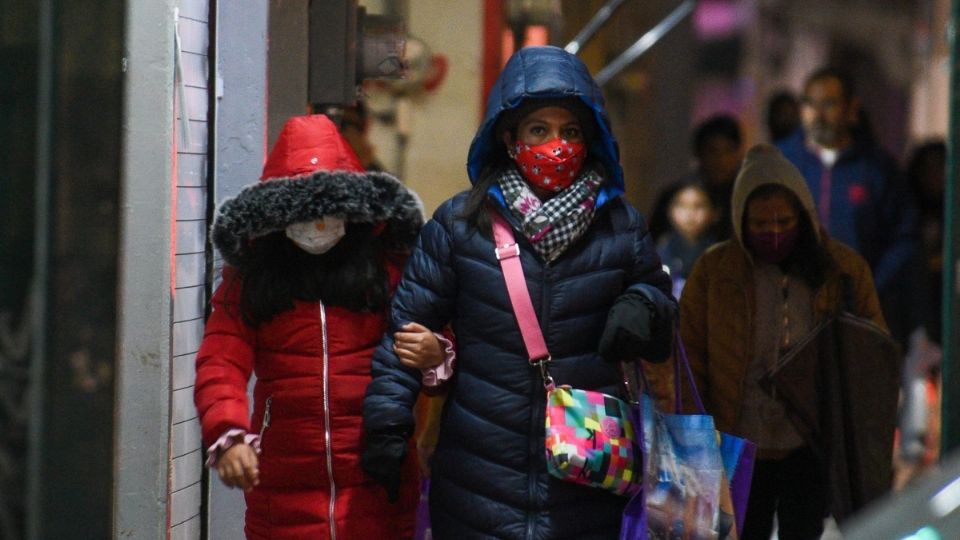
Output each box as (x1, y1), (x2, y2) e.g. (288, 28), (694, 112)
(320, 301), (337, 540)
(492, 203), (542, 540)
(258, 396), (273, 441)
(527, 259), (551, 540)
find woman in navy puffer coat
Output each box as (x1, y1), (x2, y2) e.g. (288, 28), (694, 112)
(362, 46), (676, 539)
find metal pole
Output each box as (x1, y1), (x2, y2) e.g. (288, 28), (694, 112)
(943, 0), (960, 457)
(26, 0), (53, 537)
(564, 0), (628, 55)
(594, 0), (696, 86)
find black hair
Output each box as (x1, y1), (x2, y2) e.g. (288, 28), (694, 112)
(692, 114), (742, 157)
(804, 67), (855, 102)
(765, 90), (800, 141)
(744, 183), (831, 289)
(228, 224), (389, 326)
(460, 164), (504, 238)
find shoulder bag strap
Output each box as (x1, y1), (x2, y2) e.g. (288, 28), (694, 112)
(489, 209), (554, 388)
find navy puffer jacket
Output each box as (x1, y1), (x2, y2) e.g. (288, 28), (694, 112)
(364, 46), (674, 539)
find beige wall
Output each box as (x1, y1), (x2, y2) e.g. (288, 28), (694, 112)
(367, 0), (484, 215)
(909, 0), (950, 143)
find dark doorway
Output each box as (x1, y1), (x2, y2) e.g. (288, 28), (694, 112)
(1, 1), (124, 538)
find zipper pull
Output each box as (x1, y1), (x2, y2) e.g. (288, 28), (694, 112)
(258, 396), (273, 439)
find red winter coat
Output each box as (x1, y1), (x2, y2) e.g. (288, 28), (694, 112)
(195, 114), (425, 539)
(195, 264), (419, 539)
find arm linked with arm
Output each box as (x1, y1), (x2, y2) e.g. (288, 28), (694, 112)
(362, 217), (457, 499)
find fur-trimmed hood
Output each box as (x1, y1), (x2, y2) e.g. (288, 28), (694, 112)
(211, 115), (424, 266)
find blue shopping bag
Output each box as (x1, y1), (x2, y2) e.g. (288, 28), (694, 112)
(620, 336), (755, 540)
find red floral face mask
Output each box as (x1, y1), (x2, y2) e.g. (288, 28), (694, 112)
(511, 138), (586, 192)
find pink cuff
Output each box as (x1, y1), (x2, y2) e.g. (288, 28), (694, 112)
(205, 428), (261, 467)
(421, 333), (456, 387)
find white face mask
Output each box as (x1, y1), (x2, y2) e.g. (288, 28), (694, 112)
(285, 217), (346, 255)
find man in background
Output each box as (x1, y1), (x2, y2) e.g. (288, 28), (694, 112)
(777, 67), (919, 345)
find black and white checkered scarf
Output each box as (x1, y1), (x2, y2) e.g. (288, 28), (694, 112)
(497, 165), (603, 263)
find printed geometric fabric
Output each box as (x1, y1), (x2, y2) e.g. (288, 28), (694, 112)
(545, 385), (642, 496)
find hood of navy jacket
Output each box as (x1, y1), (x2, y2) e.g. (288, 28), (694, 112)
(466, 46), (624, 209)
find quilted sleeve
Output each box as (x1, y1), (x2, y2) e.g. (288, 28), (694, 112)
(364, 207), (458, 437)
(193, 272), (256, 448)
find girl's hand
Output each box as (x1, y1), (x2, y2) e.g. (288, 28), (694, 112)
(394, 322), (444, 369)
(216, 443), (260, 491)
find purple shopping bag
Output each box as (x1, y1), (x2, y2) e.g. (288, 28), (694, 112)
(619, 483), (648, 540)
(413, 478), (432, 540)
(720, 431), (757, 533)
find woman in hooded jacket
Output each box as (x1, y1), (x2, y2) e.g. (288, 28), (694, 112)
(361, 46), (676, 539)
(678, 144), (887, 539)
(193, 114), (445, 539)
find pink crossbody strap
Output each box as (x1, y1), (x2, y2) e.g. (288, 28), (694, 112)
(490, 210), (551, 365)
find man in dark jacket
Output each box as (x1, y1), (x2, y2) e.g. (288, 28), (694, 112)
(777, 67), (920, 344)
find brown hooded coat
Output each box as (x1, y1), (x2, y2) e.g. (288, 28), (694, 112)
(676, 145), (904, 523)
(677, 145), (886, 441)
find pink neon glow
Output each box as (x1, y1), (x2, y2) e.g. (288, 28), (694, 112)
(694, 0), (741, 40)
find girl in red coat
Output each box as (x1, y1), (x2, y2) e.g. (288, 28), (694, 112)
(194, 114), (444, 539)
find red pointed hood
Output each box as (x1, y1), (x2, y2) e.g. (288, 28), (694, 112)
(260, 114), (364, 179)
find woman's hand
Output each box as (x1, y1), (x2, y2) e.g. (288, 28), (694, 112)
(394, 322), (444, 369)
(216, 443), (260, 491)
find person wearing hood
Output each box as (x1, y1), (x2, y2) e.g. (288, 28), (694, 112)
(679, 144), (886, 539)
(194, 114), (445, 539)
(361, 46), (676, 539)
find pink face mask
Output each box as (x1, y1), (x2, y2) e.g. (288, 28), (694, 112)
(746, 227), (799, 264)
(511, 138), (586, 192)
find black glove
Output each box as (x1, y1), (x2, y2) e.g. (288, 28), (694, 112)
(361, 431), (409, 502)
(599, 290), (674, 363)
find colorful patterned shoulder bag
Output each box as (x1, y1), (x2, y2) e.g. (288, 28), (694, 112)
(491, 209), (642, 497)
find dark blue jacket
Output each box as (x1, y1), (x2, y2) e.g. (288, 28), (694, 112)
(364, 46), (673, 539)
(776, 129), (919, 293)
